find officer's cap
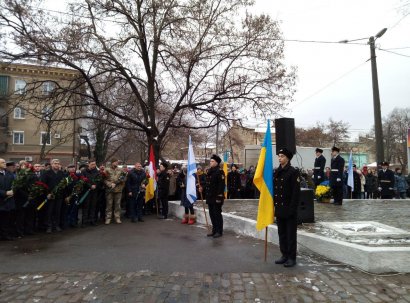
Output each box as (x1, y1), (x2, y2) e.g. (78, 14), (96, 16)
(331, 146), (340, 152)
(277, 148), (293, 160)
(6, 161), (15, 167)
(315, 148), (323, 153)
(381, 161), (389, 166)
(210, 154), (222, 164)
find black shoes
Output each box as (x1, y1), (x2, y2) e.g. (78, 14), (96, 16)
(275, 256), (296, 267)
(207, 232), (222, 238)
(275, 256), (288, 264)
(283, 259), (296, 267)
(138, 218), (144, 222)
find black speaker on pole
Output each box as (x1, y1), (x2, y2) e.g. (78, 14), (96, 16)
(275, 118), (296, 155)
(297, 188), (315, 224)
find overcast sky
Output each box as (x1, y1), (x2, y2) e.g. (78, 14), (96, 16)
(44, 1), (409, 139)
(250, 0), (410, 139)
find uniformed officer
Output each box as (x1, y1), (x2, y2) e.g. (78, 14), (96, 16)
(330, 146), (345, 205)
(227, 164), (241, 199)
(157, 162), (170, 219)
(201, 154), (225, 238)
(273, 148), (301, 268)
(313, 148), (326, 186)
(378, 161), (395, 199)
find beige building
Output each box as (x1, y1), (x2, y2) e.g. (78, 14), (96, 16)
(0, 62), (82, 165)
(221, 123), (276, 166)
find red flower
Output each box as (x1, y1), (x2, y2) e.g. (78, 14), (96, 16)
(70, 172), (78, 180)
(81, 176), (90, 183)
(34, 181), (49, 190)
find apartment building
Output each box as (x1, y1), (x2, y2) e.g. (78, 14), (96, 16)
(0, 62), (82, 165)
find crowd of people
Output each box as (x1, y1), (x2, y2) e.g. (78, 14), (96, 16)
(309, 147), (410, 203)
(0, 154), (231, 241)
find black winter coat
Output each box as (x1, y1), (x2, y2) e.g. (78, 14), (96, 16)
(41, 169), (65, 195)
(126, 168), (147, 196)
(274, 163), (300, 219)
(313, 155), (326, 185)
(227, 170), (241, 192)
(157, 171), (170, 198)
(378, 169), (395, 196)
(205, 166), (225, 205)
(330, 155), (345, 187)
(0, 171), (15, 211)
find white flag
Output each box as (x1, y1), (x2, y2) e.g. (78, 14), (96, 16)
(347, 150), (354, 192)
(186, 136), (197, 204)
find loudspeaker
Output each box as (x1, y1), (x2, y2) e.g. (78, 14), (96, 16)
(275, 118), (296, 155)
(297, 188), (314, 224)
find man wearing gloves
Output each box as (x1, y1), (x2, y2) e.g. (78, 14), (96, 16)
(378, 161), (395, 199)
(330, 146), (345, 205)
(313, 148), (326, 187)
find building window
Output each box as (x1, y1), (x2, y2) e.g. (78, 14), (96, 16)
(13, 107), (26, 119)
(40, 132), (51, 145)
(14, 79), (26, 94)
(42, 81), (54, 95)
(0, 76), (9, 97)
(13, 131), (24, 144)
(42, 106), (52, 120)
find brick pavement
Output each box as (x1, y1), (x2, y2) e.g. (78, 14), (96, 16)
(1, 269), (410, 302)
(1, 202), (410, 302)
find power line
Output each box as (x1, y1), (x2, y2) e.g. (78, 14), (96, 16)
(379, 48), (410, 58)
(290, 59), (369, 107)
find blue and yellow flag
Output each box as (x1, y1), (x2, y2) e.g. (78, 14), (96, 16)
(253, 120), (274, 231)
(223, 151), (228, 199)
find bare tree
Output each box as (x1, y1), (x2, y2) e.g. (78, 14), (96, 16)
(295, 122), (331, 147)
(326, 118), (350, 147)
(383, 107), (410, 169)
(0, 0), (296, 161)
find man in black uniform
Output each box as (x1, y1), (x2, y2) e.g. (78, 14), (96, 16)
(201, 154), (225, 238)
(157, 162), (170, 219)
(330, 146), (345, 205)
(227, 164), (241, 199)
(378, 161), (395, 199)
(274, 148), (300, 268)
(313, 148), (326, 187)
(126, 162), (147, 222)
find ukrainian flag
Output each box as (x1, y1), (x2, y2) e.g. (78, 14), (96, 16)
(223, 152), (228, 199)
(253, 120), (274, 231)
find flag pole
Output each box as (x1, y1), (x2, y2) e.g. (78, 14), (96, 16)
(264, 227), (268, 262)
(155, 187), (159, 217)
(196, 174), (210, 231)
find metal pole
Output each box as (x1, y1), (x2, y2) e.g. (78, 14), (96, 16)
(369, 36), (384, 164)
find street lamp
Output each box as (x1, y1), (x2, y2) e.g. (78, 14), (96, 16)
(369, 28), (387, 166)
(340, 28), (387, 166)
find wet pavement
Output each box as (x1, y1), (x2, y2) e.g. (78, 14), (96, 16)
(1, 205), (410, 302)
(223, 199), (410, 231)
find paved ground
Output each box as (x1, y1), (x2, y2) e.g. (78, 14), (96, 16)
(1, 210), (410, 302)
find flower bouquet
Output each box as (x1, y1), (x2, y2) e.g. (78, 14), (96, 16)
(24, 181), (49, 207)
(315, 185), (332, 202)
(72, 176), (92, 205)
